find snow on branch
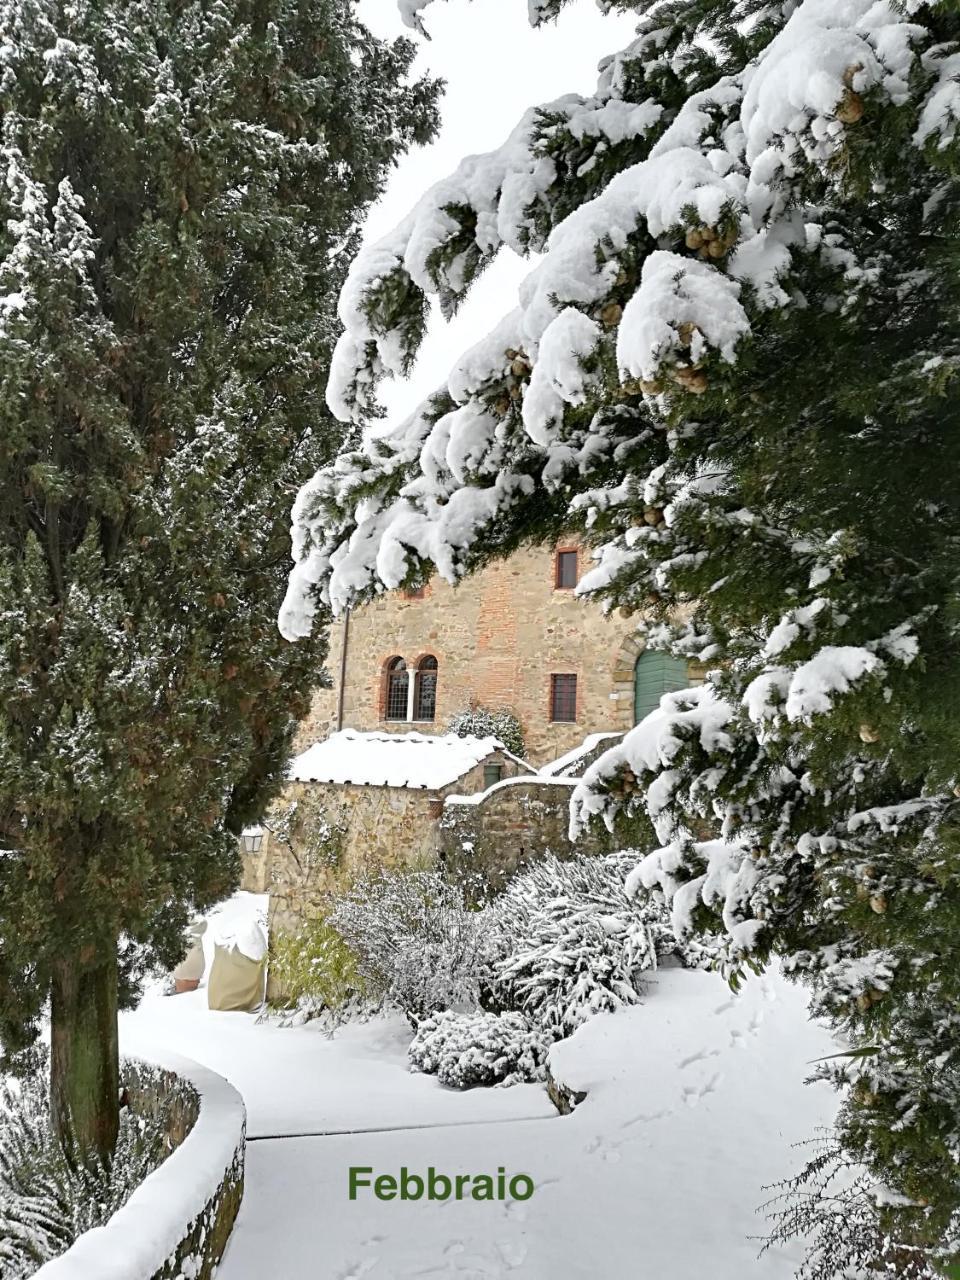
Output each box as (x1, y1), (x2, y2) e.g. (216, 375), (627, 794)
(283, 0), (945, 631)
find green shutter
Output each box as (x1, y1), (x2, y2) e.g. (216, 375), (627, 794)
(634, 651), (689, 724)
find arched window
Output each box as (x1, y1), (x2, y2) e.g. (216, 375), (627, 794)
(384, 657), (409, 721)
(634, 651), (688, 724)
(414, 655), (438, 722)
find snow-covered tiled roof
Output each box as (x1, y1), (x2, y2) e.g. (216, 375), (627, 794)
(287, 730), (507, 790)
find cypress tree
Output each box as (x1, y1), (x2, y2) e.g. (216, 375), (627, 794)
(0, 0), (439, 1163)
(283, 0), (960, 1269)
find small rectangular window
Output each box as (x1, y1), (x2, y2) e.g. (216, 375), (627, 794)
(550, 674), (578, 723)
(555, 549), (578, 589)
(483, 763), (503, 789)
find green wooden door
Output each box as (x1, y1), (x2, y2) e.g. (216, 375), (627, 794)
(634, 651), (689, 724)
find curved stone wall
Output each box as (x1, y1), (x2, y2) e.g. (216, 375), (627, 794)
(33, 1051), (245, 1280)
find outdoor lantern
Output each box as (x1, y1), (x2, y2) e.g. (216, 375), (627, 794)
(240, 826), (264, 855)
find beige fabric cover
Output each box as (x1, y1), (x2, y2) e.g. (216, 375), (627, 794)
(173, 920), (207, 982)
(207, 941), (266, 1012)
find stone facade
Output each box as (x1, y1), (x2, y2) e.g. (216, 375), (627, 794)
(296, 542), (654, 765)
(267, 543), (708, 933)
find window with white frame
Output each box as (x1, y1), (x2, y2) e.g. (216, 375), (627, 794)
(384, 657), (409, 721)
(383, 654), (439, 722)
(414, 655), (438, 721)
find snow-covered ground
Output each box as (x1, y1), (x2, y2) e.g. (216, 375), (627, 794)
(121, 894), (839, 1278)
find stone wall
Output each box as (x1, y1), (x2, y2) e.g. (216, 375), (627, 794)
(239, 843), (270, 894)
(296, 542), (648, 764)
(267, 753), (524, 935)
(268, 780), (439, 935)
(34, 1054), (246, 1280)
(439, 777), (623, 895)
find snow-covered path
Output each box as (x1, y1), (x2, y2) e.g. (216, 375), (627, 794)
(120, 895), (839, 1278)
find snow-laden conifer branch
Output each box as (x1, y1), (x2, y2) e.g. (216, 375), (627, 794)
(282, 0), (955, 635)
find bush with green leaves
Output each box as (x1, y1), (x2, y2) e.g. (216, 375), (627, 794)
(0, 1047), (197, 1278)
(446, 707), (525, 760)
(408, 1010), (548, 1089)
(268, 917), (365, 1018)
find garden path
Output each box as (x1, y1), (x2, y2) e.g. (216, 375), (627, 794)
(120, 893), (839, 1280)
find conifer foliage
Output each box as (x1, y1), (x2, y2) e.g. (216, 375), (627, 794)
(0, 0), (438, 1163)
(283, 0), (960, 1268)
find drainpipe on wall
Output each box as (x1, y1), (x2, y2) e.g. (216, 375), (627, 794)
(336, 606), (351, 732)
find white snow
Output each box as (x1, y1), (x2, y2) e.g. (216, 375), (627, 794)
(538, 730), (626, 778)
(216, 961), (838, 1280)
(617, 250), (751, 382)
(33, 1051), (244, 1280)
(287, 729), (508, 790)
(783, 645), (882, 721)
(113, 893), (839, 1279)
(121, 895), (551, 1141)
(445, 772), (579, 807)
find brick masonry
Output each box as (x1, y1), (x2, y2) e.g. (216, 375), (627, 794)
(270, 543), (708, 933)
(296, 542), (661, 765)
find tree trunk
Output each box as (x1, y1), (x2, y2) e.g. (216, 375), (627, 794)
(50, 952), (120, 1165)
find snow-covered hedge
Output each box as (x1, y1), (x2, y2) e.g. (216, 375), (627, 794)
(331, 868), (484, 1023)
(486, 852), (671, 1039)
(446, 706), (525, 759)
(31, 1051), (245, 1280)
(409, 1010), (548, 1088)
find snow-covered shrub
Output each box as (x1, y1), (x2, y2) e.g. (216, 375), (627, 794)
(446, 706), (525, 760)
(487, 852), (672, 1039)
(330, 869), (484, 1024)
(760, 1129), (952, 1280)
(268, 917), (365, 1019)
(0, 1047), (198, 1278)
(671, 929), (735, 974)
(408, 1010), (548, 1089)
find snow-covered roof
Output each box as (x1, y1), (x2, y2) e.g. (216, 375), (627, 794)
(287, 730), (508, 791)
(538, 732), (626, 779)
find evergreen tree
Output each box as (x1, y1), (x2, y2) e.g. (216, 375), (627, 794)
(0, 0), (438, 1163)
(282, 0), (960, 1270)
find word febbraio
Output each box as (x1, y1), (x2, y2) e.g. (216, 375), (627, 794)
(349, 1166), (534, 1202)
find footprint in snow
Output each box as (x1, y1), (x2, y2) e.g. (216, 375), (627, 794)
(504, 1199), (528, 1223)
(621, 1108), (672, 1129)
(683, 1072), (724, 1106)
(335, 1260), (378, 1280)
(678, 1047), (721, 1069)
(497, 1240), (530, 1268)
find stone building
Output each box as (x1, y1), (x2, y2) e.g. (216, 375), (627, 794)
(262, 729), (532, 934)
(296, 540), (692, 765)
(258, 539), (700, 941)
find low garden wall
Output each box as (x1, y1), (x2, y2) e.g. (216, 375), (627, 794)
(34, 1051), (246, 1280)
(439, 776), (622, 893)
